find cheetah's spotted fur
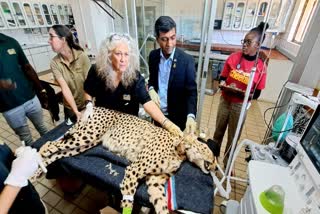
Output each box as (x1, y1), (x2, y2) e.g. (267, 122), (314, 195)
(34, 107), (216, 214)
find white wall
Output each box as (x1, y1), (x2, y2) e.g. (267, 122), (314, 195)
(298, 31), (320, 88)
(70, 0), (114, 54)
(160, 0), (227, 41)
(260, 59), (294, 102)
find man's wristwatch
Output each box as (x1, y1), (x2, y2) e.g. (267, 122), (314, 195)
(85, 100), (92, 105)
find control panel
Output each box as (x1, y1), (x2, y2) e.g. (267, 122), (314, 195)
(289, 144), (320, 213)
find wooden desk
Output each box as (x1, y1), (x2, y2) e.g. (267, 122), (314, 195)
(185, 50), (229, 61)
(177, 41), (288, 60)
(39, 73), (59, 86)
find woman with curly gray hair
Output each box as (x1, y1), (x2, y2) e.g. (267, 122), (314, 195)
(83, 33), (182, 136)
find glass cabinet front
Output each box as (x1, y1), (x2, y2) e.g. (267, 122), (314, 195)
(255, 1), (269, 26)
(242, 0), (257, 30)
(0, 1), (16, 27)
(33, 3), (45, 26)
(232, 2), (245, 29)
(57, 5), (65, 24)
(268, 0), (281, 29)
(42, 4), (52, 26)
(12, 2), (26, 27)
(50, 4), (59, 24)
(23, 3), (36, 27)
(0, 8), (6, 28)
(222, 1), (235, 29)
(63, 5), (69, 24)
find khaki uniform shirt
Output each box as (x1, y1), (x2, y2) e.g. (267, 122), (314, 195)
(50, 49), (90, 110)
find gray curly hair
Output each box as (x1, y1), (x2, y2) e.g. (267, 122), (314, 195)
(95, 33), (140, 91)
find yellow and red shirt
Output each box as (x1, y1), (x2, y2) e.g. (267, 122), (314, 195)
(221, 51), (267, 103)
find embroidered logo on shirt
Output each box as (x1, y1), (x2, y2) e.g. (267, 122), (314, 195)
(123, 94), (131, 101)
(229, 69), (250, 85)
(7, 48), (16, 55)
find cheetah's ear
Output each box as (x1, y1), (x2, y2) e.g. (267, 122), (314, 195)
(198, 138), (220, 157)
(183, 134), (197, 146)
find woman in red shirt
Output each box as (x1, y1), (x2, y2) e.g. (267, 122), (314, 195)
(212, 22), (269, 166)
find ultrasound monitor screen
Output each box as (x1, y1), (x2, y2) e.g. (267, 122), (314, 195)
(301, 105), (320, 173)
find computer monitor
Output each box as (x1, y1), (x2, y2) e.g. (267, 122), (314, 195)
(300, 105), (320, 173)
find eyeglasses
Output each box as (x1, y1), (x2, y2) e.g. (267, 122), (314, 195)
(241, 39), (256, 45)
(109, 33), (131, 42)
(49, 35), (60, 41)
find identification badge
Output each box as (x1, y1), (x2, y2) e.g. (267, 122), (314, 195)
(7, 48), (16, 55)
(123, 94), (131, 101)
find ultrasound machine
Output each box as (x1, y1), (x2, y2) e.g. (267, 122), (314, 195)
(225, 105), (320, 213)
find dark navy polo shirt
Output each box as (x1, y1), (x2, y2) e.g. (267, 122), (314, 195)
(0, 33), (35, 112)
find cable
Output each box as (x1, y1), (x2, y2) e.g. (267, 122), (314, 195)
(218, 30), (235, 45)
(262, 80), (289, 144)
(263, 102), (313, 136)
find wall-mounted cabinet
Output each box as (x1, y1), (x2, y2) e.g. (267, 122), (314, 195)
(254, 0), (270, 27)
(242, 0), (258, 30)
(11, 2), (27, 27)
(33, 3), (45, 26)
(41, 4), (53, 26)
(23, 45), (53, 73)
(222, 0), (295, 32)
(222, 1), (235, 29)
(0, 2), (74, 29)
(23, 2), (36, 27)
(49, 4), (60, 25)
(57, 5), (65, 25)
(232, 1), (246, 30)
(274, 0), (295, 32)
(0, 8), (6, 28)
(0, 1), (17, 28)
(267, 0), (281, 29)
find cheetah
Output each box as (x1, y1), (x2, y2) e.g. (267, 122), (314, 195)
(34, 107), (216, 214)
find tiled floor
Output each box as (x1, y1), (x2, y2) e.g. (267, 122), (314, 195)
(0, 92), (275, 214)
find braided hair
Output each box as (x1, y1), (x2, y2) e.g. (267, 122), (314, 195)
(249, 22), (269, 43)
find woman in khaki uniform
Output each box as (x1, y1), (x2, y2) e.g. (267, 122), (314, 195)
(48, 25), (91, 122)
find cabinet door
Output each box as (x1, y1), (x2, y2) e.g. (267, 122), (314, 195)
(67, 4), (74, 25)
(242, 0), (258, 30)
(0, 1), (17, 28)
(32, 52), (50, 73)
(11, 2), (27, 27)
(41, 4), (52, 26)
(0, 3), (7, 28)
(23, 2), (36, 27)
(267, 0), (281, 30)
(232, 1), (246, 30)
(49, 4), (59, 24)
(57, 5), (65, 25)
(33, 3), (45, 26)
(63, 5), (70, 25)
(222, 1), (236, 30)
(275, 0), (295, 32)
(254, 0), (270, 27)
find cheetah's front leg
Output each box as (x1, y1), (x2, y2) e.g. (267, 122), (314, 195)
(120, 161), (149, 214)
(146, 174), (170, 214)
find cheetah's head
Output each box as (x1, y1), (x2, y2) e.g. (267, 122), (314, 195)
(182, 135), (216, 174)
